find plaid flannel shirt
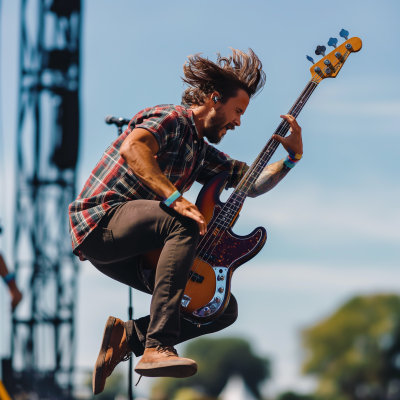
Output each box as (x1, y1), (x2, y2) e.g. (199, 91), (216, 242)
(68, 104), (248, 254)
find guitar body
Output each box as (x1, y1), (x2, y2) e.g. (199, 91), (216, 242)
(140, 172), (267, 325)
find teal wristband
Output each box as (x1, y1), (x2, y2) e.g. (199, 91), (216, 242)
(284, 154), (301, 169)
(3, 272), (15, 284)
(164, 190), (181, 207)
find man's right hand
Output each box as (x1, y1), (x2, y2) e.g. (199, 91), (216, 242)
(10, 286), (23, 311)
(171, 197), (207, 236)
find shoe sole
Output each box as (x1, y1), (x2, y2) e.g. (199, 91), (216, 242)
(93, 316), (116, 395)
(135, 360), (197, 378)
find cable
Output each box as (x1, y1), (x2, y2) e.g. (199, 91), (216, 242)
(0, 0), (7, 366)
(0, 0), (5, 234)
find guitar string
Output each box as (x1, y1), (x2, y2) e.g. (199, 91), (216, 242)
(184, 80), (318, 299)
(202, 50), (350, 229)
(183, 79), (319, 300)
(191, 81), (318, 267)
(183, 52), (351, 309)
(200, 81), (318, 236)
(214, 53), (349, 223)
(234, 81), (317, 192)
(200, 53), (348, 233)
(206, 81), (318, 229)
(232, 82), (318, 196)
(228, 49), (351, 199)
(183, 86), (317, 306)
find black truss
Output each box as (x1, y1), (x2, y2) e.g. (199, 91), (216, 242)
(7, 0), (82, 398)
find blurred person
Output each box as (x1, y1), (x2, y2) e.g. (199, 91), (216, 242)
(0, 252), (22, 311)
(68, 48), (303, 393)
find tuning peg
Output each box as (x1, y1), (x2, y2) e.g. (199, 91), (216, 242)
(328, 38), (338, 48)
(306, 55), (315, 64)
(315, 45), (326, 57)
(339, 29), (349, 40)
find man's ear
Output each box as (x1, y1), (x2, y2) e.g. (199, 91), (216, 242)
(210, 92), (221, 104)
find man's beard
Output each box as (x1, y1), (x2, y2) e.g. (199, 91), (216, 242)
(203, 110), (229, 144)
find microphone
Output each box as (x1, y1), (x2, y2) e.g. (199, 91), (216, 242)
(105, 115), (131, 127)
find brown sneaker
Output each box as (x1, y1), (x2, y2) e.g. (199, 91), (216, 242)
(93, 316), (132, 395)
(134, 345), (197, 378)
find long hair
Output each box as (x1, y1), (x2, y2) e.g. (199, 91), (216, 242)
(181, 48), (266, 105)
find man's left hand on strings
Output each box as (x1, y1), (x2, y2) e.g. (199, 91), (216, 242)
(272, 114), (303, 155)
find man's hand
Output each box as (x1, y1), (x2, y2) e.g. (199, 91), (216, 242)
(171, 197), (207, 236)
(272, 114), (303, 155)
(10, 286), (22, 311)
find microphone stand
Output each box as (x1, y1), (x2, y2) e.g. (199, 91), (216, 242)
(106, 116), (134, 400)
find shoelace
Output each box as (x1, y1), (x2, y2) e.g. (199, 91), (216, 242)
(155, 345), (179, 357)
(110, 348), (132, 371)
(135, 346), (180, 387)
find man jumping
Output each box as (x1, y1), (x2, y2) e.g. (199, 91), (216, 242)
(68, 48), (303, 394)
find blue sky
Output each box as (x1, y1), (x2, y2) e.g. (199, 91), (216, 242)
(1, 0), (399, 398)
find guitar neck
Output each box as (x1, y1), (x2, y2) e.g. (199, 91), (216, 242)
(215, 80), (318, 228)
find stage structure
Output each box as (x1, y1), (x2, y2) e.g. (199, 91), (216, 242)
(3, 0), (82, 398)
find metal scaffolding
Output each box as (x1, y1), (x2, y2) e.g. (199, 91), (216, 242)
(5, 0), (82, 397)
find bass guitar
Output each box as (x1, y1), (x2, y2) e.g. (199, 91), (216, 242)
(141, 32), (362, 325)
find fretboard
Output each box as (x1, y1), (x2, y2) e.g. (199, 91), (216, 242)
(214, 80), (318, 230)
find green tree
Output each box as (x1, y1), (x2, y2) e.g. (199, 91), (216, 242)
(151, 337), (270, 400)
(83, 371), (125, 400)
(302, 294), (400, 400)
(172, 387), (217, 400)
(277, 392), (318, 400)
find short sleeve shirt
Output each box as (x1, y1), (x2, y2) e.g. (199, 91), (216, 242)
(68, 104), (248, 252)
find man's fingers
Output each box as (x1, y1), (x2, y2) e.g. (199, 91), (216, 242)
(186, 210), (207, 235)
(272, 134), (283, 143)
(280, 114), (297, 122)
(172, 197), (207, 235)
(280, 114), (300, 130)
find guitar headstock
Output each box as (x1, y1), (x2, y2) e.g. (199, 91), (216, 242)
(307, 32), (362, 84)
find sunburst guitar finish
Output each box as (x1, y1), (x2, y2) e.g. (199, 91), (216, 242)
(140, 171), (267, 325)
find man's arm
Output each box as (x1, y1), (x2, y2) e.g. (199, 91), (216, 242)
(0, 254), (22, 310)
(247, 158), (289, 198)
(120, 128), (207, 235)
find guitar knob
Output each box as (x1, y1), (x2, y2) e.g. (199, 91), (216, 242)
(306, 55), (315, 64)
(324, 59), (331, 65)
(327, 37), (338, 48)
(345, 43), (352, 50)
(315, 45), (326, 57)
(217, 275), (225, 281)
(325, 68), (331, 74)
(340, 29), (349, 40)
(218, 287), (224, 293)
(335, 52), (342, 59)
(314, 67), (321, 73)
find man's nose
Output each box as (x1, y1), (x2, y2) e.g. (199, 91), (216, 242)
(234, 116), (241, 127)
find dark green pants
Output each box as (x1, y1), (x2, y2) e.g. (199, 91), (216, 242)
(78, 200), (238, 357)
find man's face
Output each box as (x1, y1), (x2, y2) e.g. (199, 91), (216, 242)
(203, 89), (250, 144)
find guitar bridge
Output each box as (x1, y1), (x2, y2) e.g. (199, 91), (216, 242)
(181, 295), (191, 308)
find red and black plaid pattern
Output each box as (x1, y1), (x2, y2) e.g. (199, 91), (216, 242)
(68, 104), (247, 252)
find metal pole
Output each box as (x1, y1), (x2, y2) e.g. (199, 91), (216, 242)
(110, 120), (134, 399)
(128, 288), (133, 400)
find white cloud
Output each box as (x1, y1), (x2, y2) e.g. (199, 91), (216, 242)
(237, 183), (400, 244)
(309, 101), (400, 117)
(234, 261), (400, 293)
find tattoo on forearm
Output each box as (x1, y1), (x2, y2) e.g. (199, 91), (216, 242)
(247, 158), (290, 198)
